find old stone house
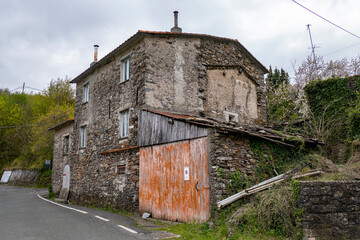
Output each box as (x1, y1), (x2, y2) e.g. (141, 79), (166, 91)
(50, 17), (294, 222)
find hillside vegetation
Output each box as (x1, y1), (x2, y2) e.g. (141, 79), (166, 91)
(0, 78), (74, 174)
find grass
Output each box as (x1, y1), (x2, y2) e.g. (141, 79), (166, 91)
(155, 180), (304, 240)
(160, 220), (283, 240)
(86, 203), (132, 217)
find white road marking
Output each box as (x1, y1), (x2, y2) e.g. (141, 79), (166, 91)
(37, 194), (88, 214)
(94, 215), (110, 222)
(37, 193), (138, 234)
(118, 224), (138, 234)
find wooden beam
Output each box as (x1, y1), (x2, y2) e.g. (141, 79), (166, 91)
(100, 146), (138, 154)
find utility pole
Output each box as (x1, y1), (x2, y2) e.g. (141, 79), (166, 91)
(307, 24), (319, 80)
(307, 24), (316, 62)
(22, 82), (25, 93)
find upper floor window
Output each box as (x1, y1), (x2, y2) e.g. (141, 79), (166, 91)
(121, 57), (130, 83)
(64, 135), (70, 154)
(120, 110), (129, 138)
(80, 126), (87, 148)
(83, 83), (89, 103)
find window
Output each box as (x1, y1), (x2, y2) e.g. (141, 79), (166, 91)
(83, 83), (89, 103)
(229, 114), (236, 123)
(120, 110), (129, 138)
(64, 135), (70, 154)
(80, 126), (87, 148)
(224, 111), (238, 123)
(121, 57), (130, 82)
(116, 164), (126, 175)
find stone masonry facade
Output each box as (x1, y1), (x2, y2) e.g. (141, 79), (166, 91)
(52, 122), (73, 195)
(53, 31), (267, 212)
(298, 181), (360, 240)
(208, 129), (259, 206)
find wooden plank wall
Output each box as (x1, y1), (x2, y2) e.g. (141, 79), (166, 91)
(138, 110), (208, 147)
(139, 137), (209, 222)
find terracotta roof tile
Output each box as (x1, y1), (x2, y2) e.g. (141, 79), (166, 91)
(48, 119), (74, 131)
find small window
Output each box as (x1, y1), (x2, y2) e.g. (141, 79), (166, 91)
(116, 164), (126, 175)
(83, 83), (89, 103)
(224, 111), (238, 123)
(120, 110), (129, 138)
(229, 114), (236, 123)
(121, 57), (130, 82)
(64, 135), (70, 154)
(80, 126), (87, 148)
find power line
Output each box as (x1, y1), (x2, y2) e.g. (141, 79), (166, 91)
(10, 86), (42, 92)
(323, 42), (360, 57)
(292, 0), (360, 40)
(0, 123), (47, 129)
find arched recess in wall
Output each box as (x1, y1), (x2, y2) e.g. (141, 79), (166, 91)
(62, 165), (70, 189)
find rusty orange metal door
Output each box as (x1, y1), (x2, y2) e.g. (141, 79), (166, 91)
(139, 137), (209, 222)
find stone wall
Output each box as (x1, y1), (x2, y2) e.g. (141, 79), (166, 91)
(69, 38), (148, 210)
(298, 181), (360, 240)
(208, 129), (258, 206)
(52, 123), (73, 194)
(143, 35), (267, 125)
(199, 38), (267, 125)
(71, 148), (140, 211)
(66, 32), (268, 212)
(144, 36), (202, 114)
(207, 69), (258, 123)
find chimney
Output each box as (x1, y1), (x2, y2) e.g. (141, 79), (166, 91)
(170, 11), (182, 33)
(91, 45), (99, 66)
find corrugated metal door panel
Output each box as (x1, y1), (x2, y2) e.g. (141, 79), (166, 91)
(139, 137), (209, 222)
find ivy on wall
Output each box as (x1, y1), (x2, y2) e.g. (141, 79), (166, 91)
(304, 75), (360, 141)
(249, 138), (308, 182)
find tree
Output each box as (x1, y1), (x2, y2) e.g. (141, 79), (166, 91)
(267, 66), (290, 90)
(294, 55), (360, 89)
(0, 77), (75, 171)
(266, 67), (302, 126)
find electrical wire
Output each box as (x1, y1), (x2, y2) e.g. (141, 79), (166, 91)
(0, 123), (47, 129)
(292, 0), (360, 40)
(323, 42), (360, 57)
(10, 86), (42, 92)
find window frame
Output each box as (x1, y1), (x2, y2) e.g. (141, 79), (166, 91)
(64, 135), (70, 154)
(120, 55), (130, 83)
(120, 109), (129, 138)
(83, 83), (89, 103)
(116, 164), (126, 175)
(80, 125), (87, 148)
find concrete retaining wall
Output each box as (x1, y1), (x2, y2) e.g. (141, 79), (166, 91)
(1, 170), (39, 185)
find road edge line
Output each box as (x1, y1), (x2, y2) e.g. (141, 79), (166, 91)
(94, 215), (110, 222)
(36, 193), (88, 214)
(118, 224), (138, 234)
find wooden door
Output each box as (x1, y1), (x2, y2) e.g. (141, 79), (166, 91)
(62, 164), (70, 189)
(139, 137), (209, 222)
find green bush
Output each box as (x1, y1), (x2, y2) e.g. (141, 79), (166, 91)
(236, 183), (303, 239)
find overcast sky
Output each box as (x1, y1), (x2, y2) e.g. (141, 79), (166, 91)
(1, 0), (359, 92)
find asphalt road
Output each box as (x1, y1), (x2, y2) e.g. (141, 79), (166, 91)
(0, 185), (153, 240)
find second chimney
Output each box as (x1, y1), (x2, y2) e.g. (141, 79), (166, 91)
(170, 11), (182, 33)
(94, 45), (99, 62)
(91, 45), (99, 67)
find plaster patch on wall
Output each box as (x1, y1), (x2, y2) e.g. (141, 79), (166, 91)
(174, 40), (186, 106)
(207, 69), (258, 123)
(114, 175), (127, 192)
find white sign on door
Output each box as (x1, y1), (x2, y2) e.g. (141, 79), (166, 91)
(184, 167), (189, 181)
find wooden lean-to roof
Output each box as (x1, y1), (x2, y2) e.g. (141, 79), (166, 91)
(142, 109), (324, 148)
